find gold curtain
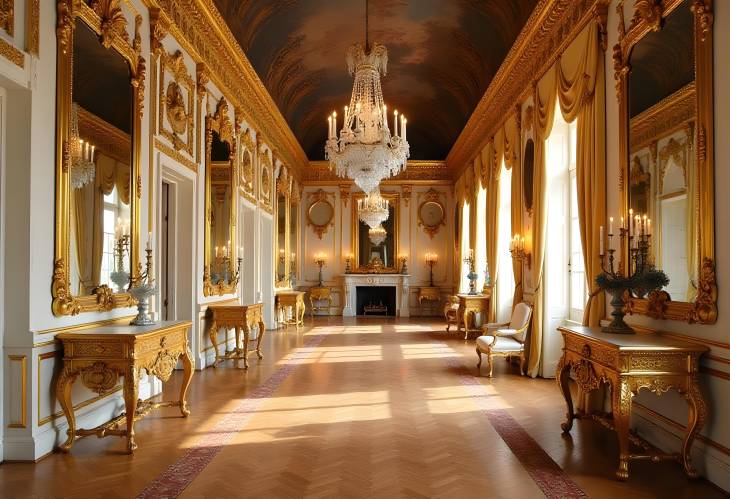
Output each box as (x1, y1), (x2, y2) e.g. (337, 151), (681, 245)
(527, 21), (605, 376)
(72, 186), (93, 294)
(482, 136), (501, 323)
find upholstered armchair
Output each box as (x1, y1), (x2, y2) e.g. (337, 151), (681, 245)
(476, 302), (532, 377)
(444, 295), (460, 332)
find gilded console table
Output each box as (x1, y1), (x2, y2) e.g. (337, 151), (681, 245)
(418, 286), (440, 306)
(456, 294), (490, 340)
(556, 325), (708, 481)
(309, 286), (332, 317)
(56, 320), (193, 454)
(208, 303), (266, 368)
(275, 290), (306, 327)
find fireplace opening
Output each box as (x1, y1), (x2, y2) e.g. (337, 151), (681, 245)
(356, 286), (396, 316)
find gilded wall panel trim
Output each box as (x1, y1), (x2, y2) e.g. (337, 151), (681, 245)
(154, 138), (198, 173)
(26, 0), (40, 55)
(0, 0), (14, 36)
(154, 0), (307, 175)
(158, 49), (195, 156)
(8, 355), (27, 428)
(0, 36), (23, 68)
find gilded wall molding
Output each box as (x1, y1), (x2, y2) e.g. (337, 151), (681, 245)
(629, 83), (696, 151)
(158, 49), (195, 156)
(7, 355), (27, 428)
(154, 138), (197, 173)
(77, 106), (131, 164)
(26, 0), (40, 55)
(154, 0), (308, 175)
(0, 0), (13, 36)
(0, 36), (23, 68)
(302, 160), (450, 184)
(447, 0), (606, 176)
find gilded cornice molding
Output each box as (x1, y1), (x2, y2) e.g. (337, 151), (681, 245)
(78, 106), (131, 164)
(302, 160), (451, 185)
(629, 82), (695, 151)
(149, 0), (308, 177)
(447, 0), (607, 177)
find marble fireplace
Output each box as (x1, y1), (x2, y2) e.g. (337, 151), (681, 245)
(341, 274), (410, 317)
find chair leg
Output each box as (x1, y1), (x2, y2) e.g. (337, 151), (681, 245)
(487, 352), (493, 378)
(476, 348), (482, 371)
(520, 353), (526, 376)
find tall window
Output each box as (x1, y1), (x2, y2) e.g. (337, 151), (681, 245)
(100, 187), (124, 286)
(542, 106), (583, 376)
(496, 161), (514, 323)
(460, 202), (471, 293)
(475, 187), (487, 291)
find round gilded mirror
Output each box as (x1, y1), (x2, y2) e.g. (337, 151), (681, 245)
(523, 138), (535, 214)
(419, 201), (444, 228)
(308, 200), (334, 227)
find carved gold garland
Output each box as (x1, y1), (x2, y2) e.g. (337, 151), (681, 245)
(238, 127), (255, 202)
(259, 146), (273, 212)
(52, 0), (145, 316)
(203, 97), (238, 297)
(0, 0), (13, 36)
(159, 49), (195, 156)
(617, 0), (716, 324)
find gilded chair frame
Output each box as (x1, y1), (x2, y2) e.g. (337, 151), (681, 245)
(203, 97), (239, 296)
(351, 191), (400, 273)
(52, 0), (144, 316)
(615, 0), (716, 323)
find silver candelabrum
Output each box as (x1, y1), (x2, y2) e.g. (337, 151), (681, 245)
(110, 234), (130, 293)
(129, 247), (157, 326)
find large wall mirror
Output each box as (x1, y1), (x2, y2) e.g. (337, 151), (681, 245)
(204, 98), (239, 296)
(352, 192), (399, 273)
(53, 1), (143, 316)
(275, 166), (295, 289)
(618, 0), (715, 323)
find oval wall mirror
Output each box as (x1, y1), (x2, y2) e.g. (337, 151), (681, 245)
(308, 198), (334, 239)
(523, 138), (535, 214)
(418, 190), (445, 238)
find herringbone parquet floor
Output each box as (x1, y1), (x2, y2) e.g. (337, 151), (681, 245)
(0, 318), (724, 499)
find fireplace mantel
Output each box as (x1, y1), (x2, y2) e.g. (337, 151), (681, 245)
(341, 274), (410, 317)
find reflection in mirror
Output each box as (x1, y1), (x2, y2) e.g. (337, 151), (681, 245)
(277, 192), (287, 282)
(208, 131), (233, 285)
(628, 0), (696, 301)
(523, 138), (535, 213)
(70, 19), (132, 295)
(358, 203), (396, 270)
(290, 199), (298, 284)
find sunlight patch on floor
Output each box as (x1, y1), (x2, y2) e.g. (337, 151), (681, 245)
(277, 345), (384, 364)
(423, 385), (512, 413)
(399, 343), (460, 359)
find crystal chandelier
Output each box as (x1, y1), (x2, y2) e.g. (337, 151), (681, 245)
(357, 191), (389, 229)
(324, 0), (409, 195)
(368, 225), (387, 246)
(70, 103), (96, 189)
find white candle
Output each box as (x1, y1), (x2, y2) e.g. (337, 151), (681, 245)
(609, 217), (613, 235)
(146, 231), (152, 250)
(327, 116), (332, 138)
(215, 246), (219, 258)
(402, 117), (407, 141)
(332, 111), (337, 136)
(239, 248), (243, 259)
(600, 226), (604, 255)
(394, 110), (399, 137)
(647, 218), (651, 236)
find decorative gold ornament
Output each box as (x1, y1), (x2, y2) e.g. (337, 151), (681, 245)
(0, 0), (14, 36)
(417, 189), (446, 239)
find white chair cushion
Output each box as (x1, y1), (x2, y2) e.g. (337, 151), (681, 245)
(509, 302), (532, 330)
(476, 335), (524, 353)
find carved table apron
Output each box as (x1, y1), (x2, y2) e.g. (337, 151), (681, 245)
(56, 320), (193, 454)
(309, 286), (332, 317)
(556, 325), (708, 480)
(208, 303), (266, 368)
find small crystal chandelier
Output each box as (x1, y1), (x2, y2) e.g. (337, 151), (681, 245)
(368, 225), (387, 246)
(357, 191), (389, 229)
(70, 103), (96, 189)
(324, 0), (409, 195)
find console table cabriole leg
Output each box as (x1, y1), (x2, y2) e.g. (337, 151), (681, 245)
(256, 319), (266, 360)
(179, 342), (193, 416)
(56, 367), (79, 452)
(242, 322), (250, 369)
(683, 374), (707, 478)
(235, 326), (241, 354)
(556, 356), (575, 433)
(123, 365), (139, 454)
(209, 320), (220, 366)
(612, 377), (632, 481)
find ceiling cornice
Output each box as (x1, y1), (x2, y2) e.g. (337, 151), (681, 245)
(446, 0), (608, 177)
(148, 0), (309, 175)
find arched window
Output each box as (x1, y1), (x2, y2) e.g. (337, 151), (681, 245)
(496, 161), (514, 322)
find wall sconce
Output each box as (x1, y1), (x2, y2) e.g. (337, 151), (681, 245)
(425, 252), (438, 286)
(398, 254), (408, 275)
(509, 234), (531, 269)
(314, 252), (327, 286)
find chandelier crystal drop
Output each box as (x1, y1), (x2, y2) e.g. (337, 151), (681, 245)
(324, 1), (409, 195)
(70, 103), (96, 189)
(368, 225), (387, 246)
(357, 191), (390, 229)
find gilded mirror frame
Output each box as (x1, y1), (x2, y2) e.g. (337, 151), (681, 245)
(306, 189), (335, 240)
(351, 192), (400, 273)
(274, 165), (292, 289)
(615, 0), (716, 323)
(203, 97), (239, 296)
(417, 189), (445, 239)
(52, 0), (144, 316)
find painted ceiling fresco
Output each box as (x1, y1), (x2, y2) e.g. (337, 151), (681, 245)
(213, 0), (538, 160)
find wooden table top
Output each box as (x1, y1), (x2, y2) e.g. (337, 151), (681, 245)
(557, 325), (708, 353)
(56, 320), (192, 340)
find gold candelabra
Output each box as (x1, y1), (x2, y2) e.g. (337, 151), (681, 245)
(314, 253), (326, 286)
(425, 252), (438, 286)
